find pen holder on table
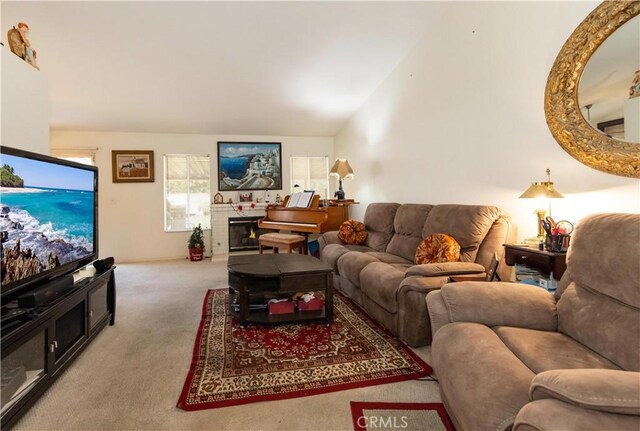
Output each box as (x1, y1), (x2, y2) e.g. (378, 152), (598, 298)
(545, 234), (570, 252)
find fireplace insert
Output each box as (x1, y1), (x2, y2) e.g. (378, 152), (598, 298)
(228, 217), (270, 252)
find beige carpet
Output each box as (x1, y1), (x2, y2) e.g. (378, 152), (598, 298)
(12, 259), (441, 431)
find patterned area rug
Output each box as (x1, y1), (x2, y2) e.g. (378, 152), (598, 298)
(177, 289), (432, 411)
(350, 402), (456, 431)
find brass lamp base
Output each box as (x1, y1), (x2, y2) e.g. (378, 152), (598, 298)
(535, 209), (547, 239)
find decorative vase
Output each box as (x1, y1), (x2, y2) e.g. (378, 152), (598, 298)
(189, 247), (204, 261)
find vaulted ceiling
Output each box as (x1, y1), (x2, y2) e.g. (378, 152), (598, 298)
(2, 2), (435, 137)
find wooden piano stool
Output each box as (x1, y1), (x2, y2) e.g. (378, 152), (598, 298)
(258, 233), (307, 254)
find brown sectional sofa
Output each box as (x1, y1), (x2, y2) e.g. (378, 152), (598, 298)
(318, 202), (514, 346)
(427, 213), (640, 431)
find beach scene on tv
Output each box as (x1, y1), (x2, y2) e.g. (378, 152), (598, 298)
(218, 143), (281, 190)
(0, 154), (95, 286)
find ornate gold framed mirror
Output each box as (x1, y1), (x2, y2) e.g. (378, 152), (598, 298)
(545, 1), (640, 178)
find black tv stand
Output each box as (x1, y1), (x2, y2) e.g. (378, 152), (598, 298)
(0, 266), (116, 429)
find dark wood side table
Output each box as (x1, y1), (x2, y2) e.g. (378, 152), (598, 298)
(504, 244), (567, 281)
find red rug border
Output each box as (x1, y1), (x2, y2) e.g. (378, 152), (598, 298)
(177, 289), (215, 410)
(177, 288), (433, 411)
(349, 401), (456, 431)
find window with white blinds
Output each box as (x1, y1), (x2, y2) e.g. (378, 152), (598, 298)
(290, 156), (329, 198)
(51, 148), (96, 166)
(164, 155), (211, 231)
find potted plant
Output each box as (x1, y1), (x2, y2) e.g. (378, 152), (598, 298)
(188, 224), (205, 261)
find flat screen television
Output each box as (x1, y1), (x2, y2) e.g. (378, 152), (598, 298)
(0, 147), (98, 304)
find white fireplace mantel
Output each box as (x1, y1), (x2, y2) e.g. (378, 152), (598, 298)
(210, 203), (268, 260)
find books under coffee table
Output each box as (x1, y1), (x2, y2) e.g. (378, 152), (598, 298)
(227, 254), (333, 326)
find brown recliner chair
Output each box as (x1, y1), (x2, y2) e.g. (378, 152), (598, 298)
(427, 213), (640, 431)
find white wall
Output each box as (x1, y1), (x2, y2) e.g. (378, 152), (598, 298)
(1, 48), (50, 154)
(50, 131), (333, 262)
(335, 1), (640, 240)
(624, 97), (639, 142)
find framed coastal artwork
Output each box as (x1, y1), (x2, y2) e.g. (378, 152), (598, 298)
(217, 142), (282, 191)
(112, 150), (155, 183)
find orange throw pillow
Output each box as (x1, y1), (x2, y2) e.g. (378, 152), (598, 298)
(338, 220), (367, 245)
(415, 234), (461, 264)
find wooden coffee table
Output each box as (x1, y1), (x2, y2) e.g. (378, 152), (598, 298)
(227, 254), (333, 326)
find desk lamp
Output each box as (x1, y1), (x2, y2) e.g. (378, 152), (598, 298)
(519, 168), (563, 239)
(330, 159), (354, 200)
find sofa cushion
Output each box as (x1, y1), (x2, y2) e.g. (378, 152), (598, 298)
(389, 263), (412, 272)
(494, 327), (621, 374)
(321, 243), (373, 273)
(386, 204), (433, 261)
(338, 220), (367, 245)
(337, 251), (380, 288)
(360, 262), (406, 313)
(423, 205), (503, 263)
(344, 244), (372, 253)
(558, 282), (640, 371)
(415, 233), (461, 264)
(557, 214), (640, 372)
(363, 203), (401, 251)
(365, 252), (413, 265)
(567, 213), (640, 308)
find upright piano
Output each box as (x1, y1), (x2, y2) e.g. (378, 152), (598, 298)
(258, 196), (356, 235)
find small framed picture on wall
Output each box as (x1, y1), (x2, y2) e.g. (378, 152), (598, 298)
(112, 150), (155, 183)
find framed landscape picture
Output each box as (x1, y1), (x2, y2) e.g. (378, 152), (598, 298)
(112, 150), (155, 183)
(217, 142), (282, 191)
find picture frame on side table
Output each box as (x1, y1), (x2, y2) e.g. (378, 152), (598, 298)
(217, 142), (282, 191)
(112, 150), (155, 183)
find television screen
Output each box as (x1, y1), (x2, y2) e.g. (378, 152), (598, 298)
(0, 147), (98, 300)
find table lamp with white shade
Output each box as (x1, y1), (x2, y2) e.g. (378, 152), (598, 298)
(329, 159), (354, 200)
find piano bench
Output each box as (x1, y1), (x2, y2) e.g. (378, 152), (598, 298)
(259, 233), (307, 254)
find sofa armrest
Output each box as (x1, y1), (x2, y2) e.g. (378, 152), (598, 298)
(399, 275), (451, 295)
(530, 369), (640, 415)
(434, 282), (558, 331)
(318, 231), (341, 252)
(514, 399), (640, 431)
(425, 290), (451, 337)
(405, 262), (485, 277)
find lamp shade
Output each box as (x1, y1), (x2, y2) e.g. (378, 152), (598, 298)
(519, 169), (563, 199)
(541, 182), (564, 198)
(329, 159), (354, 179)
(519, 183), (545, 198)
(519, 182), (563, 199)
